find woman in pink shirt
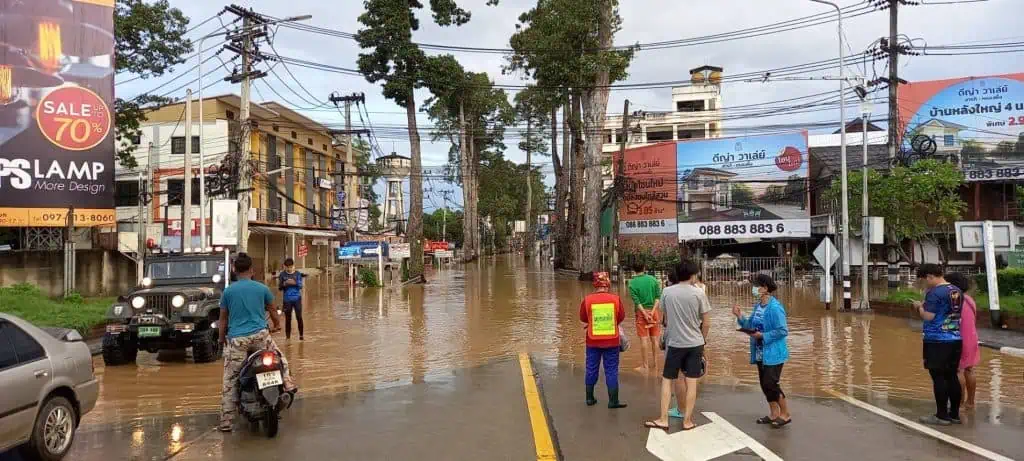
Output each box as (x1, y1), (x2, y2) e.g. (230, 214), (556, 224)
(946, 272), (980, 409)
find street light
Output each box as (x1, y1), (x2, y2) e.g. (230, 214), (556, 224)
(810, 0), (852, 310)
(196, 13), (312, 249)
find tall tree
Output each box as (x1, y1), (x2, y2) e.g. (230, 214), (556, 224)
(514, 86), (550, 258)
(114, 0), (192, 169)
(507, 0), (634, 271)
(355, 0), (473, 279)
(421, 55), (512, 262)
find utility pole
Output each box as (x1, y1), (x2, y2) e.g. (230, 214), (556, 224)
(137, 143), (156, 283)
(861, 104), (871, 311)
(612, 99), (630, 274)
(183, 89), (193, 252)
(328, 93), (366, 237)
(136, 171), (145, 283)
(235, 12), (254, 253)
(887, 0), (899, 160)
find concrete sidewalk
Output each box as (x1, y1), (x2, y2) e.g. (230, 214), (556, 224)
(534, 361), (1013, 461)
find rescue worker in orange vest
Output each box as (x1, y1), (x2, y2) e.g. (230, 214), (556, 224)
(579, 271), (628, 409)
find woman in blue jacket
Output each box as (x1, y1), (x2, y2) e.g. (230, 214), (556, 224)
(732, 274), (791, 428)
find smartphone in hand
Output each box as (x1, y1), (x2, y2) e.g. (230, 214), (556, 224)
(736, 328), (757, 335)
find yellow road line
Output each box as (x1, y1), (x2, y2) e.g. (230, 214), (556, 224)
(518, 353), (557, 461)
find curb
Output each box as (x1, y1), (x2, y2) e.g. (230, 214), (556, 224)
(980, 341), (1024, 358)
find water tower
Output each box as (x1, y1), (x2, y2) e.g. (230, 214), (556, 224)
(376, 153), (411, 234)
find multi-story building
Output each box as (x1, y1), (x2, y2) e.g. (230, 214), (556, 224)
(601, 65), (724, 187)
(115, 94), (360, 279)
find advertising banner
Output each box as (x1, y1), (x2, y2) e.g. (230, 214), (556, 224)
(211, 199), (238, 246)
(675, 132), (810, 240)
(616, 143), (677, 235)
(0, 0), (116, 226)
(899, 73), (1024, 182)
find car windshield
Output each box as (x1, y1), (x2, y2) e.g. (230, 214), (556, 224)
(147, 259), (224, 280)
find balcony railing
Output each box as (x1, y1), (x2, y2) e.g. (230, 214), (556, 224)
(252, 208), (286, 224)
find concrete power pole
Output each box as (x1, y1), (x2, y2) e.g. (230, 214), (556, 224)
(183, 89), (193, 252)
(328, 92), (366, 239)
(612, 99), (630, 275)
(236, 13), (254, 253)
(887, 0), (899, 160)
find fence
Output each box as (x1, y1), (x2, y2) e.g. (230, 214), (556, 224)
(701, 257), (793, 298)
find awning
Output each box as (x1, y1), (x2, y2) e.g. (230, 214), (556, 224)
(250, 225), (342, 239)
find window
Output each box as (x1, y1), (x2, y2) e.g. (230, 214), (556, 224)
(191, 136), (200, 153)
(115, 181), (141, 207)
(308, 137), (313, 146)
(226, 110), (235, 120)
(171, 136), (186, 155)
(7, 323), (45, 363)
(0, 323), (17, 370)
(604, 129), (613, 144)
(647, 130), (673, 142)
(131, 133), (141, 145)
(323, 144), (329, 151)
(944, 134), (955, 147)
(273, 125), (279, 132)
(291, 131), (297, 139)
(676, 100), (703, 112)
(719, 194), (728, 207)
(167, 179), (184, 205)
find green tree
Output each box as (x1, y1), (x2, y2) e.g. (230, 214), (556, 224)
(507, 0), (634, 271)
(420, 54), (512, 262)
(514, 85), (551, 258)
(114, 0), (193, 169)
(732, 183), (755, 206)
(477, 151), (548, 253)
(424, 208), (464, 246)
(823, 159), (965, 264)
(355, 0), (479, 278)
(996, 140), (1017, 154)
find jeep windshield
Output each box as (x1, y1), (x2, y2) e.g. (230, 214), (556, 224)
(147, 259), (225, 280)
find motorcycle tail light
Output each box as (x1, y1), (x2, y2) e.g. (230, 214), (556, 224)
(261, 352), (275, 367)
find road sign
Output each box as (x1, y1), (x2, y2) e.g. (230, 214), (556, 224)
(955, 221), (1015, 252)
(813, 237), (839, 268)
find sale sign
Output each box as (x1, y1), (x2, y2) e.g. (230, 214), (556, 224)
(0, 0), (116, 226)
(615, 143), (678, 235)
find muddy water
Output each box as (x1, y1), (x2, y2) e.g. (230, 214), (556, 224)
(84, 256), (1024, 426)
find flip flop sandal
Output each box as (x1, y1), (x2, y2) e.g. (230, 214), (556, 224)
(756, 416), (774, 424)
(681, 423), (698, 431)
(644, 421), (670, 431)
(771, 418), (792, 428)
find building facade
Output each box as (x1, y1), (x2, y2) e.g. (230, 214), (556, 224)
(115, 94), (360, 279)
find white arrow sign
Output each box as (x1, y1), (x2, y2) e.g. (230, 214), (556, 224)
(646, 412), (783, 461)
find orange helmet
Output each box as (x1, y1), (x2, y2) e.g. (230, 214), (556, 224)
(592, 271), (611, 288)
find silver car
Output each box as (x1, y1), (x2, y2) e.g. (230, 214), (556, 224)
(0, 313), (99, 461)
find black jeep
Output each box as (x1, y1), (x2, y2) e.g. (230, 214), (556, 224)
(102, 253), (227, 366)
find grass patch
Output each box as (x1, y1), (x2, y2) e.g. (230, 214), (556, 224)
(973, 293), (1024, 317)
(877, 289), (923, 305)
(0, 283), (113, 334)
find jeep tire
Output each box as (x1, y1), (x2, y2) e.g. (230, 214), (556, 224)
(192, 327), (221, 363)
(101, 332), (137, 366)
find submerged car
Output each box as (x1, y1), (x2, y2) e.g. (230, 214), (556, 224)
(102, 252), (227, 366)
(0, 313), (98, 461)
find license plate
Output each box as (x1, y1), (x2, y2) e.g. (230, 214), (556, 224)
(256, 371), (283, 390)
(139, 316), (158, 324)
(138, 326), (161, 337)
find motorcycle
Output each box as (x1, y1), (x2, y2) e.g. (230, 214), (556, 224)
(236, 349), (295, 437)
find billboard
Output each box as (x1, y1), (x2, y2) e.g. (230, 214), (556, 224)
(675, 132), (810, 240)
(616, 143), (678, 235)
(0, 0), (116, 226)
(899, 73), (1024, 182)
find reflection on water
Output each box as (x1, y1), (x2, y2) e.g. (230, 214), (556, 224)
(84, 256), (1024, 426)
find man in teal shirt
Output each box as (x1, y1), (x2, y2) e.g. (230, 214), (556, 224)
(218, 253), (296, 432)
(628, 262), (662, 374)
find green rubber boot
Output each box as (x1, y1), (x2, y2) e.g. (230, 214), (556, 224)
(608, 388), (628, 409)
(586, 385), (597, 406)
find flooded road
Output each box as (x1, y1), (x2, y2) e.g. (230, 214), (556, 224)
(83, 256), (1024, 427)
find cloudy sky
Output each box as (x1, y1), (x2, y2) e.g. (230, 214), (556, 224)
(117, 0), (1024, 212)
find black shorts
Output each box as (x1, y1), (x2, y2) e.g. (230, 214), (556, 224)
(663, 345), (705, 379)
(923, 341), (962, 371)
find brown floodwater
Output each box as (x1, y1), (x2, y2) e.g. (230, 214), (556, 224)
(84, 256), (1024, 426)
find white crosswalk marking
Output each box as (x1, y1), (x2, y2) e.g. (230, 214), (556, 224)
(646, 412), (784, 461)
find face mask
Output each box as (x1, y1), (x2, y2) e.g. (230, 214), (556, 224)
(752, 286), (761, 298)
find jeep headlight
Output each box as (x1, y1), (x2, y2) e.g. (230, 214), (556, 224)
(131, 296), (145, 309)
(212, 273), (223, 284)
(142, 277), (153, 287)
(171, 295), (186, 308)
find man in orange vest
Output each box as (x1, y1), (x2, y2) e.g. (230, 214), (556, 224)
(579, 271), (628, 408)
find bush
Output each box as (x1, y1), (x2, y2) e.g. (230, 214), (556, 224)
(359, 267), (381, 287)
(62, 292), (85, 304)
(882, 289), (923, 305)
(975, 268), (1024, 295)
(1, 283), (41, 297)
